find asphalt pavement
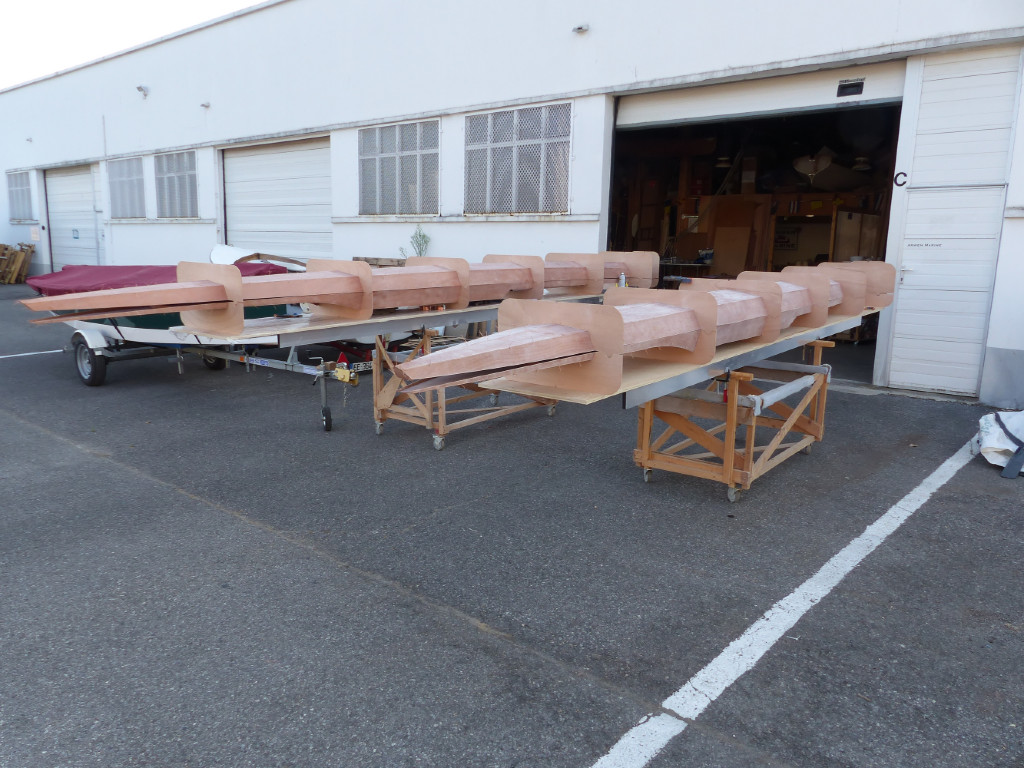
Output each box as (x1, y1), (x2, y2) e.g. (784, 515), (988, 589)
(1, 282), (1021, 768)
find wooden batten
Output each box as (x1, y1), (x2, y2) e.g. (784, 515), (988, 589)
(603, 286), (716, 364)
(614, 303), (702, 354)
(405, 257), (471, 308)
(466, 262), (534, 303)
(790, 264), (867, 315)
(827, 261), (895, 308)
(401, 351), (597, 394)
(498, 298), (626, 394)
(499, 299), (622, 355)
(710, 289), (770, 345)
(736, 270), (830, 328)
(675, 277), (772, 345)
(304, 258), (374, 320)
(30, 301), (233, 324)
(599, 250), (660, 288)
(737, 272), (812, 330)
(482, 254), (545, 299)
(543, 253), (605, 295)
(240, 270), (364, 308)
(502, 350), (624, 396)
(19, 279), (226, 313)
(177, 262), (246, 336)
(370, 264), (463, 310)
(542, 261), (588, 287)
(396, 323), (595, 381)
(605, 287), (719, 365)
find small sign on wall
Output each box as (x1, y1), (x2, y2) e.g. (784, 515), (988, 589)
(72, 229), (80, 240)
(774, 224), (799, 251)
(30, 226), (40, 242)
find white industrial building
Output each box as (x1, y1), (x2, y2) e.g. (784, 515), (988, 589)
(2, 0), (1023, 407)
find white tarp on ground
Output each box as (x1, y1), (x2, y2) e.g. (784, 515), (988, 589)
(971, 410), (1024, 475)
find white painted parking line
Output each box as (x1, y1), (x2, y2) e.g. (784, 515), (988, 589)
(592, 441), (976, 768)
(0, 349), (62, 360)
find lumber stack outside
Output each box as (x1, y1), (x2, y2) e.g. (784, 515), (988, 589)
(0, 243), (34, 284)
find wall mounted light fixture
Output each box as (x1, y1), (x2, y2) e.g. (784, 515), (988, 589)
(136, 85), (149, 98)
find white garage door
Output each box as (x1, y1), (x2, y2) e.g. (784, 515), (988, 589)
(884, 46), (1020, 396)
(888, 186), (1006, 394)
(223, 138), (332, 260)
(45, 165), (102, 270)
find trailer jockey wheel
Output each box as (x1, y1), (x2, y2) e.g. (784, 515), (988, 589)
(73, 338), (107, 386)
(321, 406), (332, 432)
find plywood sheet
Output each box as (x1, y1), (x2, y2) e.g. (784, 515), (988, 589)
(711, 226), (751, 276)
(177, 262), (245, 336)
(305, 258), (374, 320)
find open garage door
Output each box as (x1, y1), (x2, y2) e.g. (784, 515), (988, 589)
(45, 165), (102, 270)
(610, 73), (902, 385)
(223, 138), (332, 260)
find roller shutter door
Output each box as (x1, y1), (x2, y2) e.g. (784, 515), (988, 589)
(45, 165), (101, 270)
(223, 138), (332, 259)
(616, 62), (905, 128)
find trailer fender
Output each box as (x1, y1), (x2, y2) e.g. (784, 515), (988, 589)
(70, 327), (114, 354)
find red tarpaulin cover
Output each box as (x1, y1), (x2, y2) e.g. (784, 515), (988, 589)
(26, 263), (287, 297)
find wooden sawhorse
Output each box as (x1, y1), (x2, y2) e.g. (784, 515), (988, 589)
(372, 331), (557, 450)
(634, 340), (834, 501)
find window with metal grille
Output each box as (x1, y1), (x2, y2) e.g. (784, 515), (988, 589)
(359, 120), (439, 215)
(108, 157), (146, 218)
(464, 103), (570, 214)
(155, 151), (198, 218)
(7, 171), (32, 220)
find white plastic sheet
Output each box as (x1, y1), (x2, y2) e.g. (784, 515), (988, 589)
(970, 410), (1024, 475)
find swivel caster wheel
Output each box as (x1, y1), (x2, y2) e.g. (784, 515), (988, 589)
(726, 486), (743, 503)
(643, 468), (652, 483)
(546, 404), (557, 417)
(489, 392), (499, 406)
(432, 434), (446, 451)
(374, 421), (384, 435)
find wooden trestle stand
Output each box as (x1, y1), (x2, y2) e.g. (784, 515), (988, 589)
(634, 340), (834, 501)
(372, 330), (557, 451)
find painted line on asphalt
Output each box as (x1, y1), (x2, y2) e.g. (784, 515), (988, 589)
(591, 440), (976, 768)
(0, 349), (62, 360)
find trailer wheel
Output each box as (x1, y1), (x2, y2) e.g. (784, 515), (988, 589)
(202, 353), (227, 370)
(321, 406), (333, 432)
(73, 339), (107, 386)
